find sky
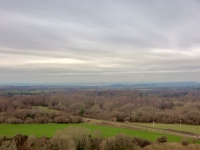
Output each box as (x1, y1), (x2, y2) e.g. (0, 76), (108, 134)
(0, 0), (200, 84)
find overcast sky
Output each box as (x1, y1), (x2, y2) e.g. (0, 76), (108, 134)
(1, 0), (200, 84)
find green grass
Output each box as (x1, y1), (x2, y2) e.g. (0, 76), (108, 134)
(135, 123), (200, 134)
(0, 123), (190, 143)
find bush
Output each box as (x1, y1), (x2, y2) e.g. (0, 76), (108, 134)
(191, 137), (197, 143)
(181, 138), (189, 145)
(0, 140), (17, 150)
(70, 116), (82, 123)
(0, 116), (5, 123)
(32, 136), (49, 150)
(54, 116), (70, 123)
(13, 134), (28, 150)
(50, 135), (75, 150)
(133, 137), (151, 147)
(6, 118), (23, 124)
(100, 133), (137, 150)
(53, 127), (97, 150)
(0, 135), (17, 150)
(24, 117), (34, 124)
(0, 136), (7, 147)
(157, 136), (167, 143)
(90, 138), (102, 150)
(25, 135), (36, 149)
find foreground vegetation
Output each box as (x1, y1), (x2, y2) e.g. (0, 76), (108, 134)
(143, 142), (200, 150)
(0, 126), (200, 150)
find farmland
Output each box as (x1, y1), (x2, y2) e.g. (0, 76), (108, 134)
(0, 123), (197, 143)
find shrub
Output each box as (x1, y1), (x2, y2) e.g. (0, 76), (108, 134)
(50, 135), (75, 150)
(13, 134), (28, 150)
(6, 118), (23, 124)
(33, 136), (49, 150)
(25, 135), (36, 149)
(34, 117), (45, 123)
(100, 133), (137, 150)
(157, 136), (167, 143)
(90, 138), (102, 150)
(54, 127), (94, 150)
(181, 138), (189, 145)
(24, 117), (34, 124)
(0, 140), (17, 150)
(0, 135), (17, 150)
(54, 116), (70, 123)
(0, 136), (7, 147)
(191, 137), (197, 143)
(70, 116), (82, 123)
(0, 116), (5, 123)
(133, 137), (151, 147)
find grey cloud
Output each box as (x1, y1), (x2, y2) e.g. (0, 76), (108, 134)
(0, 0), (200, 83)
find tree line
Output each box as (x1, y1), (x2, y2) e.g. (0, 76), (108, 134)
(0, 87), (200, 125)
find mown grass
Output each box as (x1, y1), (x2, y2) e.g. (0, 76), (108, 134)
(0, 123), (194, 143)
(135, 123), (200, 134)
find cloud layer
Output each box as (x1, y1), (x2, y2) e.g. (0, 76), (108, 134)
(1, 0), (200, 83)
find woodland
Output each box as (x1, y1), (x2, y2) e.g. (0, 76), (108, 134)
(0, 86), (200, 125)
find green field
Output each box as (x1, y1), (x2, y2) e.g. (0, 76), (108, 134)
(135, 123), (200, 134)
(0, 123), (193, 143)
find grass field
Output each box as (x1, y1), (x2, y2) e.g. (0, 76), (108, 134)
(0, 123), (196, 143)
(135, 123), (200, 134)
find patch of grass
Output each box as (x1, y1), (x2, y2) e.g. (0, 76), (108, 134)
(32, 106), (60, 113)
(0, 124), (68, 138)
(0, 123), (188, 143)
(135, 123), (200, 134)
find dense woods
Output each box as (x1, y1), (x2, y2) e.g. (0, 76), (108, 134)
(0, 86), (200, 125)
